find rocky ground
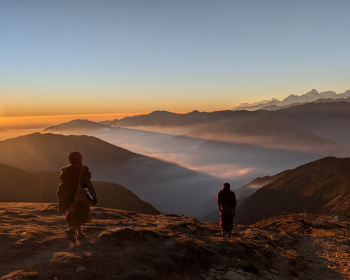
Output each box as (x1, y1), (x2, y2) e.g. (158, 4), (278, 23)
(0, 203), (349, 280)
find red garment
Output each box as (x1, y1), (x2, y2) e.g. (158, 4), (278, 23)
(57, 164), (96, 227)
(217, 185), (236, 232)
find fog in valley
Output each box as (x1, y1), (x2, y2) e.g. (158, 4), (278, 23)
(43, 113), (350, 188)
(3, 102), (350, 221)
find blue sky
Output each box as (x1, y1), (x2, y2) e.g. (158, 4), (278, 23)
(1, 0), (349, 117)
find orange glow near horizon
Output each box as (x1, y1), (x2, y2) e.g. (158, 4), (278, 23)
(0, 109), (206, 129)
(0, 112), (146, 128)
(0, 109), (208, 141)
(0, 112), (150, 141)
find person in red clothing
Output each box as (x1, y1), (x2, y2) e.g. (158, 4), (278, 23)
(217, 183), (236, 239)
(57, 152), (97, 241)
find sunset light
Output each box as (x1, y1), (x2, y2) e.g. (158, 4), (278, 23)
(1, 1), (350, 278)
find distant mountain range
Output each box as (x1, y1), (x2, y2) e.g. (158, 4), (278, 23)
(94, 100), (350, 150)
(0, 163), (158, 214)
(38, 99), (350, 222)
(43, 117), (335, 192)
(236, 157), (350, 224)
(233, 89), (350, 111)
(42, 101), (350, 221)
(0, 133), (222, 218)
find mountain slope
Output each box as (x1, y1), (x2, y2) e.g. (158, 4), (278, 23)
(44, 119), (108, 132)
(181, 111), (350, 154)
(236, 157), (350, 224)
(43, 119), (176, 155)
(0, 133), (222, 218)
(274, 101), (350, 146)
(202, 172), (288, 222)
(0, 163), (158, 214)
(1, 203), (349, 280)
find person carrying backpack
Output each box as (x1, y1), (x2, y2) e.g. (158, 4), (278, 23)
(217, 183), (236, 239)
(57, 151), (97, 242)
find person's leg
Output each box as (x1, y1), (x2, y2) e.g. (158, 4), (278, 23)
(65, 226), (77, 242)
(66, 226), (76, 234)
(76, 225), (85, 240)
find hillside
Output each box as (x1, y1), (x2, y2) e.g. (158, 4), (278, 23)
(0, 203), (349, 280)
(100, 110), (233, 127)
(236, 157), (350, 224)
(202, 172), (288, 222)
(0, 133), (222, 218)
(181, 111), (349, 154)
(42, 119), (176, 156)
(274, 101), (350, 146)
(44, 119), (108, 133)
(0, 163), (158, 215)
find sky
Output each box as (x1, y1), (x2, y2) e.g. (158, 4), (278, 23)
(1, 0), (350, 123)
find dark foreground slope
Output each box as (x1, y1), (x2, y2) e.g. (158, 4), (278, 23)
(0, 163), (158, 215)
(1, 203), (349, 280)
(236, 157), (350, 224)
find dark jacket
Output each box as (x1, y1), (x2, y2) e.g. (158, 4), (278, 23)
(217, 185), (236, 213)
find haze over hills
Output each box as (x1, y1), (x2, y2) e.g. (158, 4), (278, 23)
(203, 171), (288, 222)
(181, 110), (350, 154)
(39, 98), (350, 223)
(233, 89), (350, 111)
(271, 101), (350, 146)
(236, 157), (350, 225)
(95, 101), (350, 155)
(43, 120), (329, 190)
(0, 133), (222, 218)
(43, 119), (175, 154)
(43, 102), (350, 187)
(0, 163), (158, 214)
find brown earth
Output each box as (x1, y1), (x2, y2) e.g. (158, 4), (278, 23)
(0, 203), (349, 280)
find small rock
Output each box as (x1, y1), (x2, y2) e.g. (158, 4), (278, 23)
(244, 272), (258, 279)
(205, 277), (212, 280)
(53, 277), (58, 280)
(267, 274), (282, 280)
(76, 266), (85, 273)
(269, 269), (278, 275)
(224, 271), (247, 280)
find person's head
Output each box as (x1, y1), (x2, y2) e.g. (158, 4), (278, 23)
(223, 182), (230, 191)
(68, 152), (82, 165)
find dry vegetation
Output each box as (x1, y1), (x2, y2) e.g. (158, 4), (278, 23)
(0, 203), (349, 280)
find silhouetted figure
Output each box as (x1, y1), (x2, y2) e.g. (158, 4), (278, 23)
(217, 183), (236, 239)
(57, 152), (97, 241)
